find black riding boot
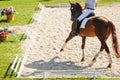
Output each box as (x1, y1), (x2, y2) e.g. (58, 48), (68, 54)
(72, 20), (82, 36)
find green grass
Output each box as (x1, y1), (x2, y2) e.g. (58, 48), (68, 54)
(0, 34), (24, 79)
(0, 0), (39, 26)
(40, 0), (120, 6)
(98, 0), (120, 5)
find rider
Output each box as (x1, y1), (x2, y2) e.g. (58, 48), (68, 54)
(72, 0), (98, 36)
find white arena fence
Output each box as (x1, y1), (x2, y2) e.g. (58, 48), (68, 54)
(26, 69), (120, 80)
(20, 3), (44, 40)
(32, 69), (101, 80)
(4, 54), (23, 77)
(45, 3), (70, 8)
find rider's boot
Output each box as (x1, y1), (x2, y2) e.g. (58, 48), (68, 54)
(72, 20), (82, 36)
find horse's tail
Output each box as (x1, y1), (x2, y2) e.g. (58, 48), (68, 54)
(108, 21), (120, 58)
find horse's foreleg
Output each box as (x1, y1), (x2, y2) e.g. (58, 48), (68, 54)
(81, 37), (86, 62)
(60, 31), (75, 52)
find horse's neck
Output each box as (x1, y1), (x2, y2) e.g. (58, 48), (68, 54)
(75, 12), (82, 20)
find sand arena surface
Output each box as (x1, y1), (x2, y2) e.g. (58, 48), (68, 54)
(21, 5), (120, 78)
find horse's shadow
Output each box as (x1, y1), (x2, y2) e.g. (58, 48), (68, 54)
(0, 19), (9, 23)
(23, 56), (107, 77)
(25, 56), (89, 70)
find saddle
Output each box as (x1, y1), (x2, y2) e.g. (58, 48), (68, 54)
(80, 12), (95, 28)
(73, 12), (95, 36)
(86, 12), (95, 18)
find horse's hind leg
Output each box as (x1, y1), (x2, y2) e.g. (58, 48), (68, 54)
(92, 34), (111, 63)
(94, 35), (112, 68)
(60, 31), (75, 51)
(101, 42), (112, 68)
(92, 40), (112, 68)
(81, 37), (86, 62)
(92, 45), (104, 63)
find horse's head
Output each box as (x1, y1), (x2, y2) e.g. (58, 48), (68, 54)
(69, 2), (83, 21)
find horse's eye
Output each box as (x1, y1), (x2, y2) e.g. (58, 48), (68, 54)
(70, 7), (74, 10)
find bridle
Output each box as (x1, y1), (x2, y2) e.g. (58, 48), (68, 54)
(70, 3), (82, 21)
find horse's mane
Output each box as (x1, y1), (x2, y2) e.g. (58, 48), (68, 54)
(74, 2), (83, 11)
(72, 2), (83, 18)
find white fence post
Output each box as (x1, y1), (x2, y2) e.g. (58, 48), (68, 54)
(93, 69), (96, 80)
(17, 58), (24, 78)
(15, 57), (21, 73)
(11, 54), (19, 70)
(7, 54), (23, 77)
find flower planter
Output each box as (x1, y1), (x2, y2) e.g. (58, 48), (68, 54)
(6, 14), (14, 20)
(0, 32), (8, 41)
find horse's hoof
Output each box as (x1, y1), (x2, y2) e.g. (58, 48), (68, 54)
(81, 57), (84, 62)
(92, 58), (96, 63)
(88, 63), (93, 67)
(107, 64), (112, 68)
(60, 49), (64, 52)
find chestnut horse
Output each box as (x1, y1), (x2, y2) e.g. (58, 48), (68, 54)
(60, 2), (120, 68)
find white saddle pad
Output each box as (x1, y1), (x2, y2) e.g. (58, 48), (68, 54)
(80, 18), (89, 28)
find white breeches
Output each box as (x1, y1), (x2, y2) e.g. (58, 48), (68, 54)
(77, 9), (95, 21)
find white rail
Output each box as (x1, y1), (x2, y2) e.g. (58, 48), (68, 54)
(11, 54), (19, 70)
(21, 3), (44, 40)
(7, 54), (22, 77)
(31, 69), (104, 80)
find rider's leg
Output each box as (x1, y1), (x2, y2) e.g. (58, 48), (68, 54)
(72, 20), (82, 35)
(72, 9), (94, 36)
